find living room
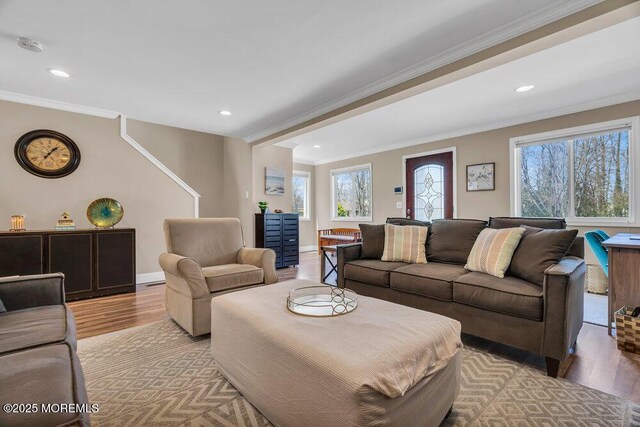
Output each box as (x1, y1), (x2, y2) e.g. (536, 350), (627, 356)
(1, 1), (640, 426)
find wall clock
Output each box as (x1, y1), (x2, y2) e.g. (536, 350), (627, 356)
(14, 130), (81, 178)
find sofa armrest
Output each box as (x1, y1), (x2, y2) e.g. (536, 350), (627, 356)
(158, 253), (209, 298)
(337, 243), (363, 288)
(238, 247), (278, 285)
(0, 273), (65, 310)
(541, 256), (586, 362)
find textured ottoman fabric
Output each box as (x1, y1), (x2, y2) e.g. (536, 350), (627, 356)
(211, 280), (462, 426)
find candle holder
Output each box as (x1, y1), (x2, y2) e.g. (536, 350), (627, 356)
(10, 215), (26, 231)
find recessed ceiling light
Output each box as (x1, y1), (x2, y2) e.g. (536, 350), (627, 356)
(313, 145), (321, 148)
(515, 85), (535, 93)
(48, 68), (70, 78)
(219, 110), (232, 116)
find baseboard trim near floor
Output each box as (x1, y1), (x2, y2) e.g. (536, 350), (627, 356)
(136, 271), (165, 285)
(299, 245), (317, 253)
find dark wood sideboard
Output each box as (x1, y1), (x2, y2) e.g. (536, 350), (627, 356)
(255, 213), (299, 268)
(0, 228), (136, 301)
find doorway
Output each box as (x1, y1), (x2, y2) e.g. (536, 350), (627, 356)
(404, 150), (454, 221)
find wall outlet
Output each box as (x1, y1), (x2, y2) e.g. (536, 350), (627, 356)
(245, 191), (249, 199)
(396, 202), (402, 209)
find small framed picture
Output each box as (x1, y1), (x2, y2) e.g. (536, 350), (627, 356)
(466, 162), (495, 191)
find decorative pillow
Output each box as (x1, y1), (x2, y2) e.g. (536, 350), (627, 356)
(381, 224), (428, 264)
(0, 298), (6, 314)
(427, 219), (487, 264)
(359, 224), (385, 259)
(509, 226), (579, 286)
(465, 227), (525, 278)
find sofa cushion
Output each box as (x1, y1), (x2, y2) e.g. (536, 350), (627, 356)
(391, 263), (468, 301)
(0, 343), (90, 427)
(509, 226), (579, 286)
(386, 217), (430, 227)
(0, 305), (77, 354)
(465, 227), (525, 278)
(202, 264), (264, 293)
(453, 272), (543, 321)
(427, 219), (487, 264)
(344, 259), (408, 288)
(382, 224), (428, 264)
(359, 224), (385, 259)
(489, 216), (566, 229)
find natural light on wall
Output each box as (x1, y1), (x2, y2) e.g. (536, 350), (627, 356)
(511, 117), (639, 226)
(331, 164), (372, 221)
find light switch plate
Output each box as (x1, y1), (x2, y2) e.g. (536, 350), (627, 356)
(396, 202), (402, 209)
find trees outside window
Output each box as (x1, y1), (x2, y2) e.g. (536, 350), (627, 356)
(292, 171), (310, 219)
(514, 119), (634, 224)
(331, 164), (372, 220)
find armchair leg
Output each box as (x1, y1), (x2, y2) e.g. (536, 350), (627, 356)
(545, 357), (560, 378)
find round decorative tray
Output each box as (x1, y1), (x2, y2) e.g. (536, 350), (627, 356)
(87, 197), (124, 228)
(287, 286), (358, 317)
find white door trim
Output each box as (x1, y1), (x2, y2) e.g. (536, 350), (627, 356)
(401, 147), (457, 219)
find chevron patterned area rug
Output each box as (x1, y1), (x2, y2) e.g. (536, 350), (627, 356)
(78, 319), (640, 426)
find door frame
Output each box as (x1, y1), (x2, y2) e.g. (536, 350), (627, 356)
(402, 147), (457, 219)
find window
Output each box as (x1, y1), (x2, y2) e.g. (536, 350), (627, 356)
(512, 118), (637, 225)
(331, 164), (372, 221)
(292, 171), (310, 220)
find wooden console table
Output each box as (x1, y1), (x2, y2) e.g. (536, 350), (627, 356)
(603, 233), (640, 335)
(0, 228), (136, 301)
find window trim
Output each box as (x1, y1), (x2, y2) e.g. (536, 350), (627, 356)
(330, 163), (373, 222)
(292, 170), (311, 221)
(510, 117), (639, 227)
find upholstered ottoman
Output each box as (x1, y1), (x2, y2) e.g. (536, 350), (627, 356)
(211, 279), (462, 426)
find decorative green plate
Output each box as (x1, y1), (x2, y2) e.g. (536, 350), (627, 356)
(87, 198), (124, 228)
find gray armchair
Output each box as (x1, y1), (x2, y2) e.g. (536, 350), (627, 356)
(159, 218), (277, 336)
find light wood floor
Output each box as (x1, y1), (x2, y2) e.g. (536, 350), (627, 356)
(68, 251), (640, 404)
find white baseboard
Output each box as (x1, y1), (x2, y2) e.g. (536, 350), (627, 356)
(136, 271), (165, 285)
(299, 245), (317, 253)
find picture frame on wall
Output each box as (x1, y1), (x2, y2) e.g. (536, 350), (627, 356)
(265, 167), (285, 195)
(466, 162), (495, 191)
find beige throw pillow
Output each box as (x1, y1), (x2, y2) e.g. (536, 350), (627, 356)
(381, 224), (428, 264)
(465, 227), (525, 278)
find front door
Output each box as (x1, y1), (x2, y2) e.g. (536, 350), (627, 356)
(405, 151), (454, 221)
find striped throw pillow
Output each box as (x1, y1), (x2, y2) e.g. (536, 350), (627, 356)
(381, 224), (428, 264)
(465, 227), (525, 278)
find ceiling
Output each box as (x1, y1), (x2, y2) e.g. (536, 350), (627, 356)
(0, 0), (600, 139)
(281, 16), (640, 164)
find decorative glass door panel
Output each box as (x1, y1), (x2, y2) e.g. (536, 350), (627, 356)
(406, 152), (453, 220)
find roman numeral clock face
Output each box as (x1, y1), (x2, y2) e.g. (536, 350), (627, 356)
(15, 130), (81, 178)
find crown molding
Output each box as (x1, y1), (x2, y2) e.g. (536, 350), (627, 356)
(0, 90), (120, 119)
(298, 91), (640, 166)
(244, 0), (602, 143)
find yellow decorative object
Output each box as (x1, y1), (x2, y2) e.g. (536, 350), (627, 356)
(10, 215), (26, 231)
(87, 198), (124, 228)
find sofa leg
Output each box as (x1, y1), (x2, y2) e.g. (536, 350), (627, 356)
(545, 357), (560, 378)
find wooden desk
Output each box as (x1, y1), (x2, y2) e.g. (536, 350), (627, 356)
(603, 233), (640, 335)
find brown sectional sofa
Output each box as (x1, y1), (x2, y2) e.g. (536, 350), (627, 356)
(337, 217), (585, 377)
(0, 274), (90, 427)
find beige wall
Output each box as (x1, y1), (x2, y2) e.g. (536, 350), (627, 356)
(314, 100), (640, 264)
(0, 99), (222, 275)
(293, 162), (317, 250)
(222, 137), (255, 246)
(128, 119), (224, 218)
(251, 144), (293, 213)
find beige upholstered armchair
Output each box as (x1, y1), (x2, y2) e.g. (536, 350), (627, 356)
(159, 218), (277, 336)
